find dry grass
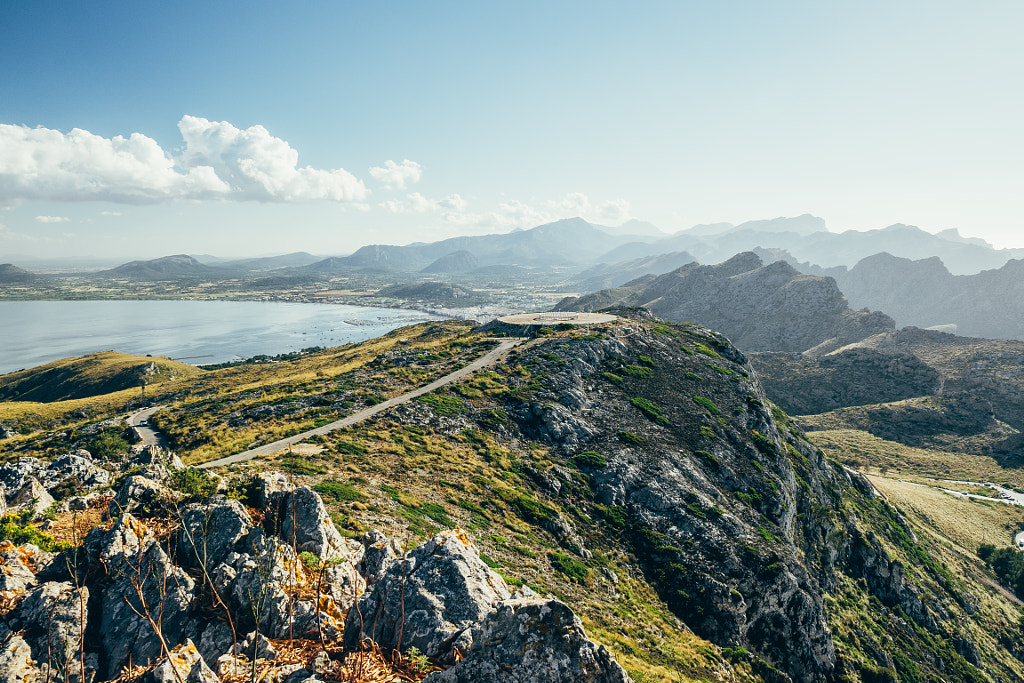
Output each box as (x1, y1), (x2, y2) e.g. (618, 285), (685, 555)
(867, 475), (1024, 555)
(807, 428), (1024, 489)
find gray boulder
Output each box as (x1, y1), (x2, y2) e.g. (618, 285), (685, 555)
(356, 529), (401, 586)
(0, 635), (40, 683)
(344, 528), (511, 662)
(110, 474), (178, 517)
(0, 457), (42, 497)
(424, 598), (633, 683)
(152, 639), (220, 683)
(9, 477), (55, 519)
(178, 497), (255, 571)
(7, 581), (92, 682)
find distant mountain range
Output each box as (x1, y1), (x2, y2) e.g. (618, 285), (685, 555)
(592, 216), (1024, 276)
(302, 217), (660, 273)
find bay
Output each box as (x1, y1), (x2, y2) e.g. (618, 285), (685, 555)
(0, 300), (441, 375)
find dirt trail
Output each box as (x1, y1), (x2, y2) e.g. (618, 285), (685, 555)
(200, 338), (522, 469)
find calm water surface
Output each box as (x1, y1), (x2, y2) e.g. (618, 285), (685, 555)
(0, 300), (440, 375)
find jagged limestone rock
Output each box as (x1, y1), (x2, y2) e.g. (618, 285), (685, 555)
(197, 622), (236, 669)
(344, 528), (511, 662)
(152, 639), (220, 683)
(177, 496), (254, 571)
(0, 541), (46, 594)
(424, 598), (632, 683)
(253, 471), (294, 508)
(94, 515), (196, 679)
(271, 486), (360, 562)
(0, 635), (41, 683)
(0, 457), (42, 497)
(110, 474), (178, 518)
(7, 581), (91, 681)
(38, 453), (111, 492)
(355, 529), (401, 586)
(9, 477), (55, 519)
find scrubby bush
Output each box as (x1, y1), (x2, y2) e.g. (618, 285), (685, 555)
(572, 451), (607, 468)
(692, 396), (720, 415)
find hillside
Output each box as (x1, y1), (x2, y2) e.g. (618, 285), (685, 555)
(555, 252), (894, 352)
(0, 351), (201, 403)
(0, 263), (35, 282)
(3, 316), (1022, 681)
(97, 254), (221, 279)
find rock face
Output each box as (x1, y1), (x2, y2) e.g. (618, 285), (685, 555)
(424, 598), (633, 683)
(0, 463), (370, 683)
(555, 252), (894, 353)
(6, 581), (92, 682)
(344, 528), (511, 661)
(268, 486), (358, 561)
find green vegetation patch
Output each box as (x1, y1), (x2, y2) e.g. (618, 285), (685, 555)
(630, 397), (670, 426)
(572, 451), (607, 469)
(313, 480), (367, 503)
(416, 393), (464, 416)
(621, 365), (654, 379)
(617, 431), (645, 446)
(169, 467), (220, 498)
(693, 343), (721, 359)
(692, 396), (720, 415)
(550, 551), (591, 583)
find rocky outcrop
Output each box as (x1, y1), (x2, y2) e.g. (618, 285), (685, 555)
(153, 640), (220, 683)
(424, 597), (633, 683)
(556, 253), (894, 353)
(344, 528), (511, 662)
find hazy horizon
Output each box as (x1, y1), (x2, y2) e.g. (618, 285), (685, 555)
(2, 2), (1022, 259)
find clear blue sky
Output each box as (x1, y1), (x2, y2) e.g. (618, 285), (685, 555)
(1, 0), (1022, 259)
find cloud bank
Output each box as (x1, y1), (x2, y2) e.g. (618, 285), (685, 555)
(0, 117), (367, 204)
(368, 159), (422, 190)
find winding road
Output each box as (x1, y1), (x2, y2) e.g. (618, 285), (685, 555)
(199, 337), (523, 469)
(129, 404), (170, 449)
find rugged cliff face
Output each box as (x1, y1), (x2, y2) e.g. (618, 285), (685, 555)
(467, 312), (1001, 682)
(555, 253), (894, 352)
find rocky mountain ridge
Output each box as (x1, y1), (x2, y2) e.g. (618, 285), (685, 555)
(554, 253), (894, 353)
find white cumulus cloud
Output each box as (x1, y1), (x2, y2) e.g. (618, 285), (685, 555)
(0, 117), (368, 205)
(368, 159), (422, 190)
(35, 215), (70, 223)
(177, 116), (366, 202)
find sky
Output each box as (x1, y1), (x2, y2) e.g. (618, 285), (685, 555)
(1, 0), (1022, 260)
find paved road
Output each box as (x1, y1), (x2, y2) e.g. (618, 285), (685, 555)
(129, 405), (169, 449)
(201, 338), (522, 469)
